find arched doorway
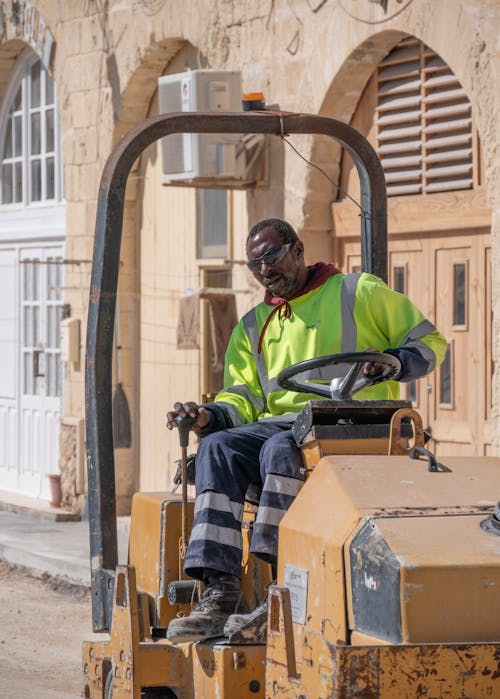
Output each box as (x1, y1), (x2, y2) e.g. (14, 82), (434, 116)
(332, 36), (492, 456)
(0, 48), (65, 498)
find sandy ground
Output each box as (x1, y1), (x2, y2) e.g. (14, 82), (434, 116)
(0, 560), (92, 699)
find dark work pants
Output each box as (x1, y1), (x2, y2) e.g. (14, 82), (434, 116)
(183, 420), (305, 581)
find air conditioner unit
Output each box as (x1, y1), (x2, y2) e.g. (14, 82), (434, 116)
(158, 70), (265, 186)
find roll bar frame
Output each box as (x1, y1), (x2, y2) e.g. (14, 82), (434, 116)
(85, 111), (387, 630)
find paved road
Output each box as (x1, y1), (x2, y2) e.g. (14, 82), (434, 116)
(0, 560), (92, 699)
(0, 508), (130, 587)
(0, 504), (130, 698)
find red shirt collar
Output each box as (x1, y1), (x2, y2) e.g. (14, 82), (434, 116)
(257, 262), (341, 354)
(263, 262), (341, 306)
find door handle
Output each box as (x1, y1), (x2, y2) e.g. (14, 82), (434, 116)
(33, 349), (45, 378)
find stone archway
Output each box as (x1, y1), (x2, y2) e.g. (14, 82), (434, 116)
(112, 38), (187, 145)
(299, 30), (407, 247)
(108, 38), (202, 511)
(0, 39), (26, 100)
(296, 11), (498, 266)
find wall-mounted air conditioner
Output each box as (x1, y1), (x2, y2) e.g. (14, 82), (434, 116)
(158, 70), (265, 187)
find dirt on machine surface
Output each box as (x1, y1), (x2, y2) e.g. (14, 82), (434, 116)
(0, 560), (91, 698)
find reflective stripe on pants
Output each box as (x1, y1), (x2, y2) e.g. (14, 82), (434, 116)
(183, 420), (304, 580)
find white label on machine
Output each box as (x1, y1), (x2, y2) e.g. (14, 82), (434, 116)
(284, 565), (309, 625)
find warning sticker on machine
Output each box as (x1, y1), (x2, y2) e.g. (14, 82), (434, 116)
(284, 565), (309, 625)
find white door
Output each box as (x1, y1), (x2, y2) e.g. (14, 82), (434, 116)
(18, 247), (63, 498)
(0, 50), (65, 499)
(0, 247), (18, 491)
(0, 246), (63, 498)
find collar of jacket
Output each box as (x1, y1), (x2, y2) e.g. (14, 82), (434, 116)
(257, 262), (341, 354)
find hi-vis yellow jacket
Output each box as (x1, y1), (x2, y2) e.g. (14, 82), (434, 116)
(210, 271), (446, 428)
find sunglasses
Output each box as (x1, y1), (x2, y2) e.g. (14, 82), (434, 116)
(247, 242), (294, 272)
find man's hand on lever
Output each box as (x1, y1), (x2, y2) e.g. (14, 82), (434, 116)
(166, 401), (210, 434)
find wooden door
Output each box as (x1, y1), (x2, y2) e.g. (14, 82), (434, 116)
(431, 233), (492, 455)
(338, 230), (491, 455)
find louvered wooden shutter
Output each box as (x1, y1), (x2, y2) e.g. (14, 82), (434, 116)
(376, 38), (474, 196)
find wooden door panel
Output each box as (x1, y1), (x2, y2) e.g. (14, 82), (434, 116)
(433, 246), (473, 449)
(477, 239), (492, 453)
(389, 245), (429, 420)
(336, 230), (491, 457)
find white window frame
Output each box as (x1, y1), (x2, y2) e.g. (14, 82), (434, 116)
(0, 48), (64, 218)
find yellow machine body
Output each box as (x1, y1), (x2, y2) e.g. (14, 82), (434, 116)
(82, 566), (267, 699)
(127, 492), (271, 629)
(346, 513), (500, 644)
(265, 452), (500, 697)
(83, 408), (500, 699)
(128, 493), (195, 628)
(84, 495), (270, 698)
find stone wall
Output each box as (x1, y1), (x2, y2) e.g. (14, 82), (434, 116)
(59, 419), (85, 513)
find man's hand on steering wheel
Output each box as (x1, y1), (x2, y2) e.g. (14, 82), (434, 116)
(277, 350), (402, 400)
(362, 348), (398, 378)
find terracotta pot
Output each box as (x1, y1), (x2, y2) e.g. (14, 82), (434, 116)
(48, 473), (62, 508)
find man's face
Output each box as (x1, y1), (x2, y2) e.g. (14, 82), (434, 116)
(246, 226), (306, 299)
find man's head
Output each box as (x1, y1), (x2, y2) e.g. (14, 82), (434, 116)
(246, 219), (309, 299)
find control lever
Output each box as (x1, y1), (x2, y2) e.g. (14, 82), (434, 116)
(175, 415), (197, 559)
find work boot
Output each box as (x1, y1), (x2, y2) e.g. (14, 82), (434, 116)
(223, 594), (269, 645)
(166, 575), (248, 643)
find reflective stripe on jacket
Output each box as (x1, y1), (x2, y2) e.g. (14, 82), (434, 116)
(214, 272), (447, 426)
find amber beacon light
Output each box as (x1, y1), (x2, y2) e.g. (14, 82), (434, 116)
(242, 92), (266, 110)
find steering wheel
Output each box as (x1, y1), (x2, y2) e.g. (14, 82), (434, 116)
(276, 351), (402, 401)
